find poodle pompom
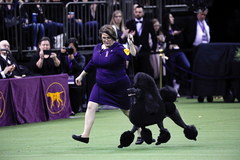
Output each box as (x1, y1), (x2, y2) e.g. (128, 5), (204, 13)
(184, 125), (198, 141)
(118, 131), (135, 148)
(141, 128), (153, 144)
(156, 128), (171, 145)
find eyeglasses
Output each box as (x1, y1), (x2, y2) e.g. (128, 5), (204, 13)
(102, 36), (112, 40)
(2, 44), (10, 48)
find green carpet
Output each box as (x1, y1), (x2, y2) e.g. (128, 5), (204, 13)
(0, 98), (240, 160)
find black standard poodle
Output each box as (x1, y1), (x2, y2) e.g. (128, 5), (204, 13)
(118, 72), (198, 148)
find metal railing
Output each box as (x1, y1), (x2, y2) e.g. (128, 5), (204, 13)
(1, 0), (202, 60)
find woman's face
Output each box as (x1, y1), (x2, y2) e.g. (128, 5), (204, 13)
(153, 21), (160, 32)
(101, 33), (114, 48)
(39, 40), (51, 51)
(169, 14), (174, 25)
(114, 12), (122, 25)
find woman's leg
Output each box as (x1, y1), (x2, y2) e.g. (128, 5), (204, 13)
(81, 101), (99, 138)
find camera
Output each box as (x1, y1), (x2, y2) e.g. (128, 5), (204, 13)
(43, 50), (52, 55)
(63, 47), (74, 55)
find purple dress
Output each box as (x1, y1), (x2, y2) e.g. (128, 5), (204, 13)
(84, 42), (132, 110)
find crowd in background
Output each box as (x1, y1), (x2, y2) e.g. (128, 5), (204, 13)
(0, 0), (225, 113)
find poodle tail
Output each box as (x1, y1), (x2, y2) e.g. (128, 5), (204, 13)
(159, 85), (177, 102)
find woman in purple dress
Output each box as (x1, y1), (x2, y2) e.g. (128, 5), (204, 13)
(72, 25), (136, 143)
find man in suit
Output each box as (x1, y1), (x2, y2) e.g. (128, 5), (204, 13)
(0, 40), (25, 78)
(126, 5), (157, 78)
(182, 7), (212, 101)
(183, 6), (210, 65)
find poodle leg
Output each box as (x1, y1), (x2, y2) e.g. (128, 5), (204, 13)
(166, 102), (187, 128)
(157, 120), (165, 130)
(156, 121), (171, 145)
(166, 103), (198, 141)
(131, 125), (139, 133)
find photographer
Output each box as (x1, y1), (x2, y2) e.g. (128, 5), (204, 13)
(30, 37), (61, 75)
(60, 37), (86, 115)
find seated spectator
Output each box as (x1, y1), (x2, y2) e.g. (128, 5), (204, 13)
(42, 0), (65, 47)
(29, 36), (61, 75)
(70, 0), (107, 45)
(0, 40), (26, 78)
(21, 0), (45, 50)
(1, 0), (44, 50)
(0, 0), (23, 50)
(60, 37), (86, 114)
(43, 0), (83, 48)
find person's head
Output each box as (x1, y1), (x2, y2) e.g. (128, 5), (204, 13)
(133, 5), (144, 19)
(169, 13), (175, 25)
(132, 3), (139, 17)
(38, 37), (51, 51)
(65, 37), (78, 52)
(152, 18), (161, 32)
(99, 25), (116, 47)
(0, 40), (10, 50)
(110, 10), (124, 26)
(195, 7), (208, 21)
(0, 40), (10, 55)
(162, 12), (173, 33)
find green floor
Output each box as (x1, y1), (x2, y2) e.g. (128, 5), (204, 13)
(0, 98), (240, 160)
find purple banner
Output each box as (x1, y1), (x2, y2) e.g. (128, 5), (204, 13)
(0, 79), (17, 126)
(10, 76), (47, 124)
(41, 74), (72, 120)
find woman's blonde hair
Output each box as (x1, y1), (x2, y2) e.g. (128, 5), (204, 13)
(109, 10), (125, 32)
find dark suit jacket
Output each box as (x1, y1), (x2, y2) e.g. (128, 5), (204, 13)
(0, 54), (21, 78)
(126, 18), (157, 55)
(183, 16), (210, 49)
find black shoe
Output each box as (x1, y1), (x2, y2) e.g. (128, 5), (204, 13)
(197, 96), (204, 103)
(135, 137), (144, 145)
(135, 137), (155, 145)
(70, 112), (76, 116)
(72, 135), (89, 143)
(207, 96), (213, 102)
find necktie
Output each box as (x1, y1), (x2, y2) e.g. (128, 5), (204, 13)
(135, 20), (142, 24)
(136, 20), (142, 35)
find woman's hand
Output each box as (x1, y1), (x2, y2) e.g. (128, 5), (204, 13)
(75, 71), (87, 86)
(50, 52), (57, 59)
(39, 50), (44, 59)
(75, 75), (82, 86)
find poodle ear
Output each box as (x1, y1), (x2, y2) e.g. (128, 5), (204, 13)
(141, 128), (153, 144)
(118, 131), (135, 148)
